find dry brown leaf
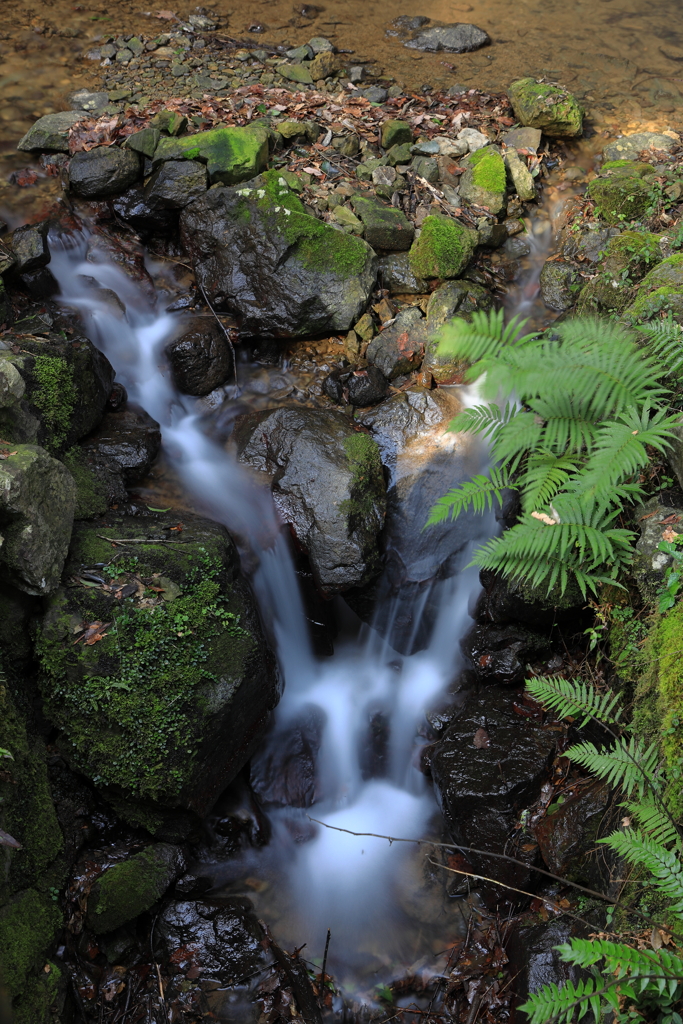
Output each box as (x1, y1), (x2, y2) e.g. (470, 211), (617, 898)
(74, 621), (111, 646)
(662, 527), (680, 543)
(155, 9), (177, 19)
(660, 513), (681, 524)
(0, 828), (21, 849)
(473, 727), (490, 749)
(531, 511), (557, 526)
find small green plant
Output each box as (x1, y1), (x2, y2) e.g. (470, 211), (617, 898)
(656, 535), (683, 613)
(427, 310), (678, 597)
(521, 674), (683, 1024)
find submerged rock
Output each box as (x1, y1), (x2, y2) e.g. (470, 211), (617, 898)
(603, 132), (679, 162)
(38, 512), (279, 815)
(508, 79), (583, 138)
(0, 444), (76, 596)
(87, 844), (186, 933)
(166, 323), (233, 396)
(180, 173), (377, 337)
(233, 408), (386, 594)
(405, 23), (490, 52)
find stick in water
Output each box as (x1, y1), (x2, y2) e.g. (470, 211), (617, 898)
(320, 928), (331, 1006)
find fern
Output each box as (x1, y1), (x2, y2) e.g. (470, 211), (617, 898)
(625, 799), (682, 848)
(567, 737), (660, 799)
(600, 831), (683, 917)
(525, 675), (625, 727)
(428, 311), (673, 595)
(640, 314), (683, 380)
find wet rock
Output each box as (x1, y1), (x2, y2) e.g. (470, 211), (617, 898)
(409, 214), (478, 280)
(82, 403), (161, 482)
(153, 124), (271, 186)
(17, 110), (83, 153)
(576, 275), (632, 316)
(87, 843), (186, 933)
(460, 147), (507, 215)
(366, 307), (427, 379)
(632, 499), (683, 603)
(143, 158), (208, 208)
(381, 119), (412, 149)
(508, 79), (583, 138)
(430, 688), (556, 892)
(351, 196), (414, 250)
(112, 186), (174, 235)
(624, 253), (683, 321)
(166, 323), (233, 396)
(533, 780), (613, 884)
(233, 408), (386, 593)
(8, 221), (49, 274)
(250, 705), (324, 807)
(560, 221), (619, 262)
(0, 332), (115, 453)
(426, 278), (493, 332)
(323, 364), (389, 405)
(180, 174), (377, 337)
(509, 921), (587, 1010)
(308, 51), (341, 80)
(586, 174), (655, 226)
(125, 127), (161, 158)
(39, 512), (279, 815)
(603, 132), (679, 162)
(405, 23), (490, 53)
(159, 898), (270, 986)
(68, 145), (141, 198)
(476, 219), (508, 248)
(504, 148), (536, 201)
(378, 252), (430, 294)
(539, 259), (582, 311)
(62, 445), (127, 519)
(0, 444), (76, 596)
(460, 623), (551, 684)
(475, 569), (585, 628)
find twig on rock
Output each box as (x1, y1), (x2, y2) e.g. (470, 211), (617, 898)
(199, 282), (238, 386)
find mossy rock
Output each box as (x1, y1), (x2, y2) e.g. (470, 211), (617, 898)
(459, 147), (507, 215)
(0, 332), (114, 454)
(409, 214), (478, 280)
(381, 119), (412, 149)
(0, 683), (64, 903)
(11, 961), (63, 1024)
(575, 276), (633, 316)
(37, 512), (279, 814)
(586, 174), (655, 226)
(0, 889), (61, 999)
(602, 230), (663, 281)
(624, 253), (683, 322)
(153, 124), (271, 186)
(601, 159), (657, 178)
(86, 843), (185, 933)
(59, 445), (127, 520)
(508, 78), (583, 137)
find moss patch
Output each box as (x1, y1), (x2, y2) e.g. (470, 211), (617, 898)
(87, 844), (181, 933)
(0, 889), (61, 997)
(586, 174), (655, 226)
(340, 432), (386, 532)
(507, 78), (583, 137)
(153, 124), (270, 185)
(602, 160), (657, 178)
(409, 214), (477, 280)
(12, 962), (62, 1024)
(468, 147), (506, 193)
(61, 447), (110, 519)
(31, 355), (77, 453)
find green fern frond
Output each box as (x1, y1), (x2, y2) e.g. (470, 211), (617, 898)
(557, 936), (683, 988)
(567, 737), (660, 799)
(624, 799), (681, 848)
(436, 308), (540, 369)
(518, 452), (582, 512)
(537, 413), (598, 455)
(525, 675), (625, 727)
(640, 314), (683, 379)
(492, 412), (545, 465)
(600, 830), (683, 917)
(425, 466), (513, 524)
(519, 976), (610, 1024)
(445, 402), (516, 441)
(577, 406), (676, 501)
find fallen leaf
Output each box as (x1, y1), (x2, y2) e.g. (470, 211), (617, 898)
(651, 927), (663, 951)
(0, 828), (21, 849)
(660, 513), (681, 524)
(621, 815), (632, 828)
(74, 621), (111, 645)
(155, 8), (177, 19)
(662, 527), (680, 543)
(473, 727), (490, 748)
(0, 450), (17, 459)
(531, 510), (556, 526)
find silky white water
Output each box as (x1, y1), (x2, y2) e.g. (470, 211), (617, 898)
(48, 219), (551, 993)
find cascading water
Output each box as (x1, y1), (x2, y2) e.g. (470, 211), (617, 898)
(48, 200), (558, 998)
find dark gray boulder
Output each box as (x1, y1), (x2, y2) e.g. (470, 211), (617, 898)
(180, 178), (377, 337)
(378, 252), (429, 294)
(165, 323), (233, 396)
(322, 364), (389, 406)
(232, 408), (386, 594)
(144, 159), (208, 209)
(405, 23), (490, 52)
(366, 307), (427, 379)
(460, 622), (551, 685)
(68, 145), (141, 198)
(9, 221), (50, 274)
(82, 403), (161, 482)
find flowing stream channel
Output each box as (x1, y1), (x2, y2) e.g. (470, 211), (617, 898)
(48, 184), (567, 1003)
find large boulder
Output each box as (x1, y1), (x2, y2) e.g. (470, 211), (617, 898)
(232, 408), (386, 594)
(586, 173), (655, 226)
(81, 403), (162, 482)
(153, 124), (271, 186)
(508, 79), (583, 138)
(180, 173), (377, 337)
(625, 253), (683, 321)
(68, 145), (141, 198)
(37, 512), (279, 816)
(0, 444), (76, 596)
(429, 688), (556, 894)
(86, 843), (186, 933)
(0, 331), (115, 454)
(351, 196), (415, 250)
(143, 158), (208, 209)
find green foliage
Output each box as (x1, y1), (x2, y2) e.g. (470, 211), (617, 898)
(639, 315), (683, 381)
(521, 674), (683, 1024)
(31, 354), (77, 452)
(427, 310), (677, 597)
(657, 535), (683, 613)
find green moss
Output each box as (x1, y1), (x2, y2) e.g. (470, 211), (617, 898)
(602, 160), (657, 178)
(586, 174), (655, 226)
(409, 214), (477, 280)
(31, 355), (77, 452)
(0, 889), (61, 997)
(12, 962), (62, 1024)
(469, 147), (506, 193)
(604, 230), (662, 276)
(153, 124), (270, 185)
(87, 845), (178, 933)
(61, 447), (109, 519)
(507, 78), (583, 136)
(38, 550), (255, 800)
(608, 605), (650, 699)
(340, 432), (386, 530)
(627, 285), (683, 321)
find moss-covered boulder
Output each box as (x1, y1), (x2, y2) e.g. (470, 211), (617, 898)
(508, 78), (583, 138)
(624, 253), (683, 321)
(0, 331), (114, 454)
(153, 124), (271, 186)
(422, 279), (493, 383)
(37, 512), (279, 816)
(459, 147), (507, 214)
(381, 119), (412, 149)
(60, 445), (127, 520)
(180, 171), (377, 336)
(601, 159), (657, 179)
(351, 195), (415, 250)
(586, 174), (655, 226)
(233, 409), (386, 594)
(86, 843), (185, 933)
(602, 230), (663, 280)
(0, 445), (76, 596)
(409, 214), (478, 280)
(539, 259), (582, 311)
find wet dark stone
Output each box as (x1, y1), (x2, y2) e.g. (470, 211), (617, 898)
(250, 704), (325, 807)
(430, 688), (556, 899)
(366, 307), (427, 379)
(393, 15), (430, 29)
(158, 897), (270, 986)
(112, 185), (176, 235)
(69, 145), (141, 198)
(460, 622), (552, 685)
(322, 364), (389, 406)
(405, 23), (490, 52)
(82, 403), (162, 482)
(144, 158), (208, 209)
(474, 569), (586, 629)
(165, 323), (233, 396)
(108, 381), (128, 410)
(19, 267), (59, 300)
(9, 221), (50, 273)
(378, 252), (429, 294)
(508, 920), (589, 1010)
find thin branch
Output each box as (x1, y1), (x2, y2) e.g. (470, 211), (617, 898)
(199, 283), (238, 386)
